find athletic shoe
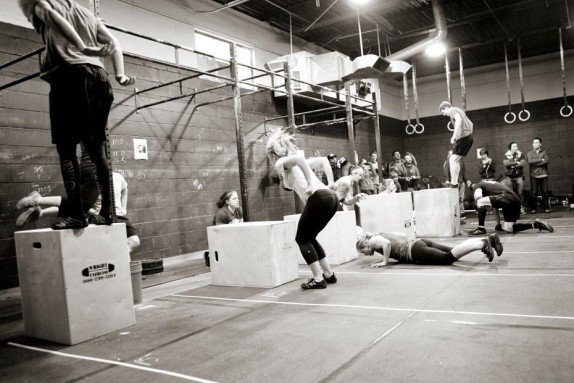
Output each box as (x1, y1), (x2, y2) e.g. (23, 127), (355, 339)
(533, 218), (554, 233)
(323, 272), (337, 284)
(481, 238), (494, 262)
(469, 227), (487, 236)
(488, 233), (503, 256)
(15, 191), (41, 210)
(494, 224), (505, 232)
(87, 212), (107, 225)
(51, 217), (87, 230)
(301, 278), (327, 290)
(544, 209), (551, 213)
(16, 206), (41, 227)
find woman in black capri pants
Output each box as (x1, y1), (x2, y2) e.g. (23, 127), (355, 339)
(266, 128), (338, 290)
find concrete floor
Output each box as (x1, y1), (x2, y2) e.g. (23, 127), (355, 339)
(1, 212), (573, 382)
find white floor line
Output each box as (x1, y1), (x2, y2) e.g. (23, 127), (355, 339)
(504, 250), (574, 253)
(310, 271), (574, 277)
(7, 342), (218, 383)
(172, 294), (574, 322)
(372, 322), (404, 344)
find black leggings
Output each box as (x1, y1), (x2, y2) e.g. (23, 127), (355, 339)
(56, 141), (115, 220)
(410, 239), (457, 265)
(295, 189), (339, 265)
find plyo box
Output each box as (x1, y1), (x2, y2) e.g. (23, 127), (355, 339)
(207, 221), (299, 288)
(15, 224), (135, 345)
(356, 193), (415, 239)
(284, 210), (358, 265)
(414, 188), (460, 237)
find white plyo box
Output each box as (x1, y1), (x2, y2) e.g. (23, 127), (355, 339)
(356, 193), (415, 239)
(284, 210), (358, 265)
(207, 221), (299, 288)
(414, 188), (461, 237)
(14, 224), (135, 345)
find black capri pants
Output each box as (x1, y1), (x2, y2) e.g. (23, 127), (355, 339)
(410, 239), (457, 265)
(295, 189), (339, 265)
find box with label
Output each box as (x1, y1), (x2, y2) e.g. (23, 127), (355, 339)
(207, 221), (299, 288)
(413, 188), (460, 237)
(356, 193), (415, 239)
(15, 224), (135, 345)
(284, 210), (358, 265)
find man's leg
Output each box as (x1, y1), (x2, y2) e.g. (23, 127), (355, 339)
(470, 196), (491, 235)
(52, 143), (87, 229)
(84, 141), (115, 223)
(540, 177), (550, 211)
(449, 154), (462, 186)
(530, 176), (538, 212)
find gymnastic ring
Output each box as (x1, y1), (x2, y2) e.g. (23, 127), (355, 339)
(504, 112), (516, 124)
(518, 109), (531, 122)
(414, 123), (425, 134)
(560, 104), (573, 118)
(447, 121), (454, 131)
(405, 124), (416, 135)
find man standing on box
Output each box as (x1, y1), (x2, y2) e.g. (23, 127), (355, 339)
(440, 101), (473, 201)
(18, 0), (134, 230)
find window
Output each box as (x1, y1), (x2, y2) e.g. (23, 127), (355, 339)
(194, 31), (255, 89)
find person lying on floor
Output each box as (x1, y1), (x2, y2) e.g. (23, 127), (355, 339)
(356, 231), (503, 266)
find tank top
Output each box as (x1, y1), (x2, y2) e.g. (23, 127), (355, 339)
(375, 233), (415, 263)
(280, 163), (326, 205)
(31, 0), (104, 75)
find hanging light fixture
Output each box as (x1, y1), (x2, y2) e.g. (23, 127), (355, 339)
(425, 41), (446, 57)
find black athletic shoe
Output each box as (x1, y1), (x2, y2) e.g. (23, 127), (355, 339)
(87, 212), (107, 225)
(323, 272), (337, 284)
(481, 239), (494, 262)
(51, 217), (87, 230)
(469, 227), (487, 236)
(301, 278), (327, 290)
(494, 224), (505, 232)
(488, 233), (503, 256)
(533, 218), (554, 233)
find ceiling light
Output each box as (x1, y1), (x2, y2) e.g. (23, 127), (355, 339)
(348, 0), (372, 5)
(425, 41), (446, 57)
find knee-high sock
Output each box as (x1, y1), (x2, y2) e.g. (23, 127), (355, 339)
(56, 144), (83, 220)
(513, 222), (533, 233)
(477, 206), (488, 227)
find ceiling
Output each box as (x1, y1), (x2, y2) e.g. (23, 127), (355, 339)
(210, 0), (574, 77)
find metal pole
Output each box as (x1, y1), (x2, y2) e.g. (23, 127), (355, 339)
(445, 51), (452, 103)
(289, 13), (293, 55)
(344, 82), (356, 164)
(230, 43), (250, 222)
(376, 24), (382, 57)
(372, 92), (383, 182)
(283, 62), (296, 133)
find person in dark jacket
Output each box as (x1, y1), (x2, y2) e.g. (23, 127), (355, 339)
(503, 142), (526, 213)
(526, 137), (551, 213)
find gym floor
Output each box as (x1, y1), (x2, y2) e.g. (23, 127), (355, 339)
(1, 212), (573, 383)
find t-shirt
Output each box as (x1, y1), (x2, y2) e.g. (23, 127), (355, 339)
(375, 232), (415, 263)
(213, 206), (243, 225)
(449, 107), (473, 139)
(474, 180), (515, 197)
(113, 172), (128, 217)
(30, 0), (105, 74)
(279, 160), (325, 204)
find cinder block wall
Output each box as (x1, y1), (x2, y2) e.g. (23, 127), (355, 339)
(0, 22), (402, 289)
(404, 99), (574, 193)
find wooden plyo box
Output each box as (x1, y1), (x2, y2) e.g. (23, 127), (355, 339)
(15, 224), (135, 345)
(414, 188), (461, 237)
(284, 210), (358, 265)
(207, 221), (299, 288)
(356, 193), (416, 239)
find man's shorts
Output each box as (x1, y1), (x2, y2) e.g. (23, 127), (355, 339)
(489, 192), (521, 223)
(117, 215), (138, 238)
(453, 134), (473, 157)
(49, 64), (113, 145)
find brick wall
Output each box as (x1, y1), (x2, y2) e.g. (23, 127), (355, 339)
(0, 22), (403, 289)
(404, 99), (574, 194)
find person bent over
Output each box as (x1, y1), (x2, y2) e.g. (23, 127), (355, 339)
(468, 180), (553, 236)
(357, 231), (502, 266)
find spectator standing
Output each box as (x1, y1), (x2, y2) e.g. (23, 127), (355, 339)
(526, 137), (551, 213)
(478, 148), (496, 181)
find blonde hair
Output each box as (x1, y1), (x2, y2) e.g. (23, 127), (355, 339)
(356, 234), (373, 254)
(266, 128), (296, 157)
